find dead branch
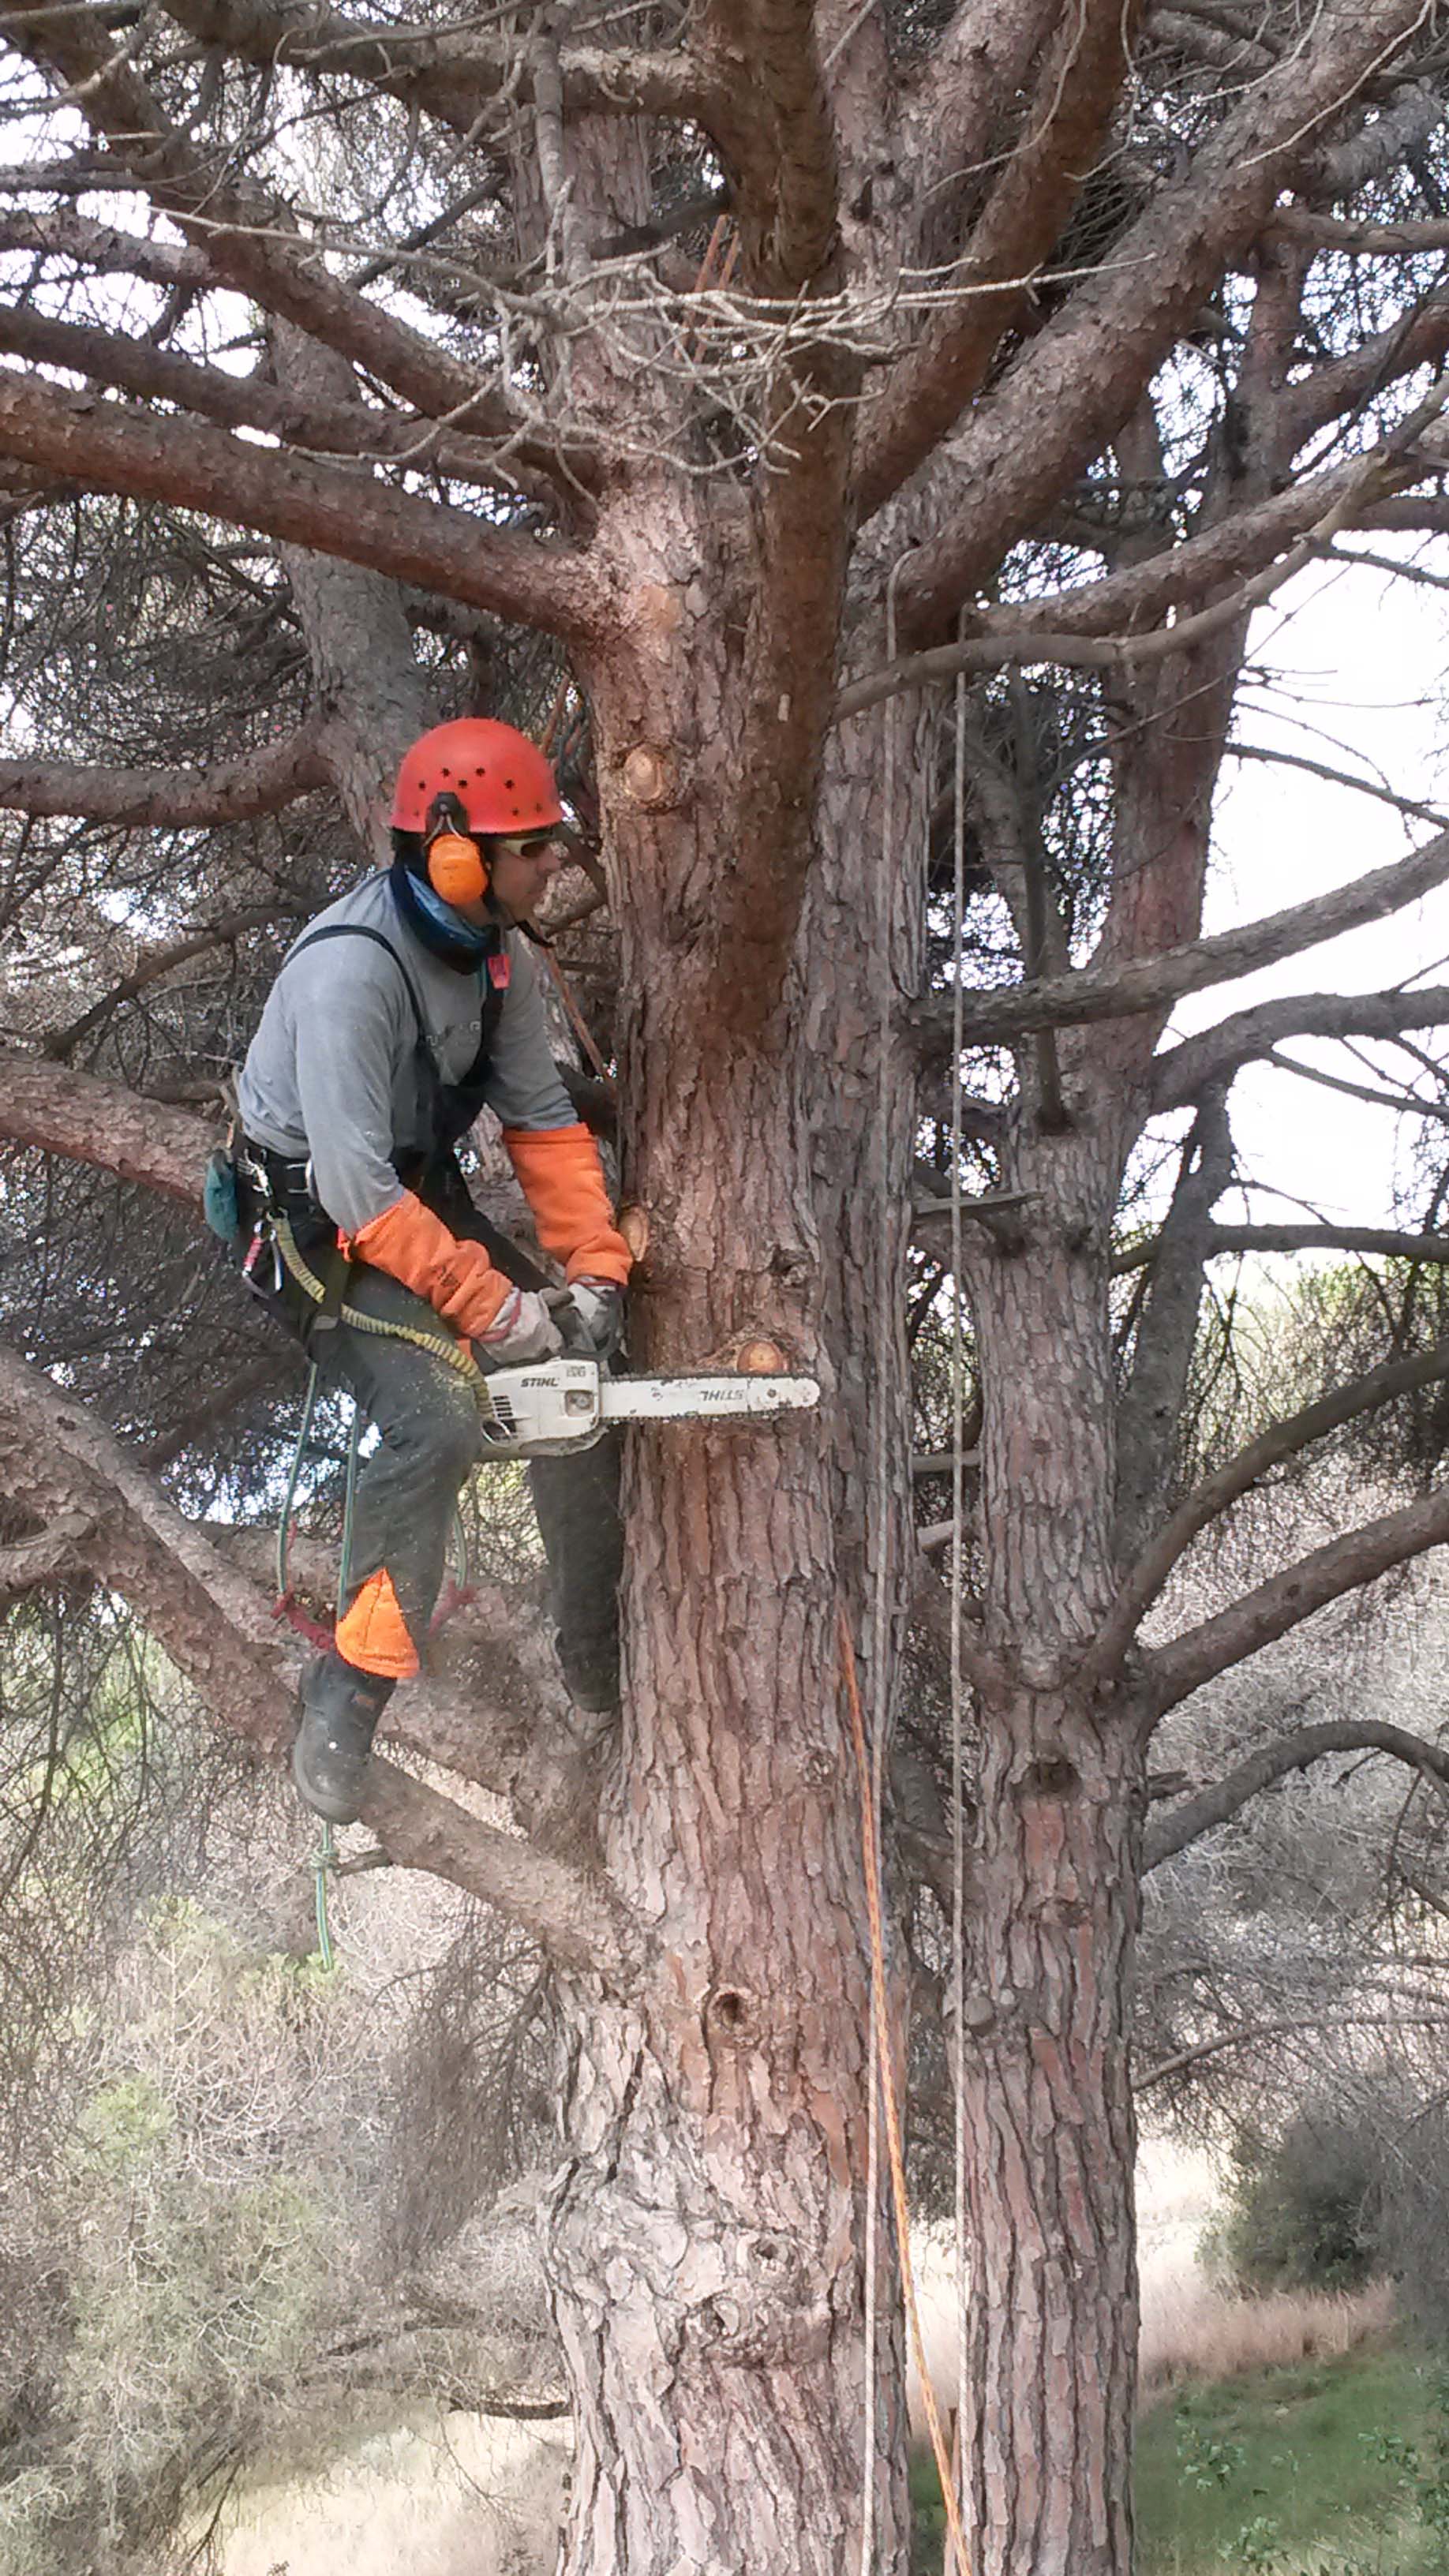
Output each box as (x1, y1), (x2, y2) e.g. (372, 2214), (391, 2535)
(908, 825), (1449, 1056)
(1144, 1717), (1449, 1867)
(1153, 984), (1449, 1112)
(1095, 1335), (1449, 1681)
(39, 908), (302, 1061)
(1145, 1487), (1449, 1716)
(1257, 1048), (1449, 1127)
(1114, 1223), (1449, 1272)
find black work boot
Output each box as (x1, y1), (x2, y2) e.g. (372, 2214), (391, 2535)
(555, 1631), (621, 1718)
(292, 1651), (395, 1824)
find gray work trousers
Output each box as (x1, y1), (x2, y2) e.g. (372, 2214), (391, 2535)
(304, 1263), (623, 1698)
(240, 1151), (623, 1698)
(236, 1134), (623, 1696)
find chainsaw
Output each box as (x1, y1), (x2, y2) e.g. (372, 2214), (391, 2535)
(474, 1355), (821, 1457)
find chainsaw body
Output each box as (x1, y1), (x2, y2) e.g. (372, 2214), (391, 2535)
(477, 1356), (820, 1457)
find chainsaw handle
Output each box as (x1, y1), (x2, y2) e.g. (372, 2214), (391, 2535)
(544, 1286), (597, 1358)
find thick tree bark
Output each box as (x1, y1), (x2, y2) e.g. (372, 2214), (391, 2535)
(958, 1105), (1144, 2576)
(537, 497), (920, 2572)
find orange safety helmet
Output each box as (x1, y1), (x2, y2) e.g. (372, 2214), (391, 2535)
(391, 717), (564, 837)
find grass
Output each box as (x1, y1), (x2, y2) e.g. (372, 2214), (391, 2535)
(1136, 2341), (1449, 2576)
(911, 2340), (1446, 2576)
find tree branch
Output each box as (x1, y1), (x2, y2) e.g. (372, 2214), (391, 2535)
(1143, 1717), (1449, 1866)
(1136, 2009), (1449, 2091)
(700, 0), (852, 1022)
(159, 0), (712, 139)
(0, 1046), (212, 1200)
(854, 0), (1138, 516)
(1114, 1091), (1233, 1563)
(0, 303), (582, 496)
(1258, 1046), (1449, 1126)
(1145, 1487), (1449, 1714)
(0, 0), (549, 451)
(1227, 736), (1449, 832)
(0, 370), (612, 639)
(838, 416), (1449, 717)
(888, 0), (1443, 637)
(0, 1505), (98, 1600)
(699, 0), (839, 294)
(0, 204), (208, 286)
(0, 1336), (642, 1980)
(1095, 1335), (1449, 1680)
(900, 0), (1065, 244)
(0, 726), (329, 825)
(1114, 1222), (1449, 1272)
(909, 826), (1449, 1057)
(40, 908), (301, 1062)
(1153, 984), (1449, 1112)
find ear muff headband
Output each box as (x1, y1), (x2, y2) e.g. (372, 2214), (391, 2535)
(424, 793), (489, 906)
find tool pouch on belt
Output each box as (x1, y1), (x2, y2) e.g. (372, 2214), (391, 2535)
(203, 1145), (242, 1247)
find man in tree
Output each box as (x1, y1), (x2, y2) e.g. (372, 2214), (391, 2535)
(234, 715), (633, 1822)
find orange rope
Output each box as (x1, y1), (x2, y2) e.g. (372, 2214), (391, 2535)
(839, 1608), (972, 2576)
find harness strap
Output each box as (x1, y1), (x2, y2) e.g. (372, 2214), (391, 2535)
(286, 917), (507, 1151)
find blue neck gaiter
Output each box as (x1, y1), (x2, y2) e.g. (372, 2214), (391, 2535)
(389, 856), (494, 969)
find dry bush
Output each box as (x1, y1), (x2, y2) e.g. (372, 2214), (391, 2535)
(1137, 2277), (1394, 2402)
(205, 2407), (571, 2576)
(0, 1899), (361, 2571)
(907, 2145), (1396, 2443)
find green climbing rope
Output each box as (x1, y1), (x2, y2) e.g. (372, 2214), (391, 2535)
(313, 1822), (336, 1970)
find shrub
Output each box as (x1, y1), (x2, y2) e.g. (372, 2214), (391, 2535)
(1207, 2108), (1383, 2297)
(0, 1904), (348, 2574)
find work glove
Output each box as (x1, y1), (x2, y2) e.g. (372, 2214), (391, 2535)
(473, 1286), (564, 1367)
(565, 1279), (626, 1360)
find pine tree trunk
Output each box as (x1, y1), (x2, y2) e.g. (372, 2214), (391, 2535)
(957, 1110), (1145, 2576)
(541, 592), (922, 2573)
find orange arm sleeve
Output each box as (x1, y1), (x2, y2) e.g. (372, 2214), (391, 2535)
(503, 1123), (632, 1286)
(348, 1189), (513, 1338)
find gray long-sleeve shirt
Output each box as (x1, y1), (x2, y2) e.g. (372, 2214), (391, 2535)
(236, 871), (575, 1236)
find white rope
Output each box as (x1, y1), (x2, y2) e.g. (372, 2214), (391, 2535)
(950, 627), (971, 2552)
(856, 559), (902, 2576)
(858, 547), (913, 2574)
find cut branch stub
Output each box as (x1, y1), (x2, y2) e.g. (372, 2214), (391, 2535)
(621, 744), (682, 807)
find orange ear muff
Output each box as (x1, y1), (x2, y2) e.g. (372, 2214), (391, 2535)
(426, 829), (488, 906)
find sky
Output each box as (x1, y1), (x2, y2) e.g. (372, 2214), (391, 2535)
(1170, 542), (1449, 1234)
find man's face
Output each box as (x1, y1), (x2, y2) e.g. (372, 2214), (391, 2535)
(481, 829), (566, 926)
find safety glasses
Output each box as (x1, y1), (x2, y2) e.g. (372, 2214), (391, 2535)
(492, 829), (563, 859)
